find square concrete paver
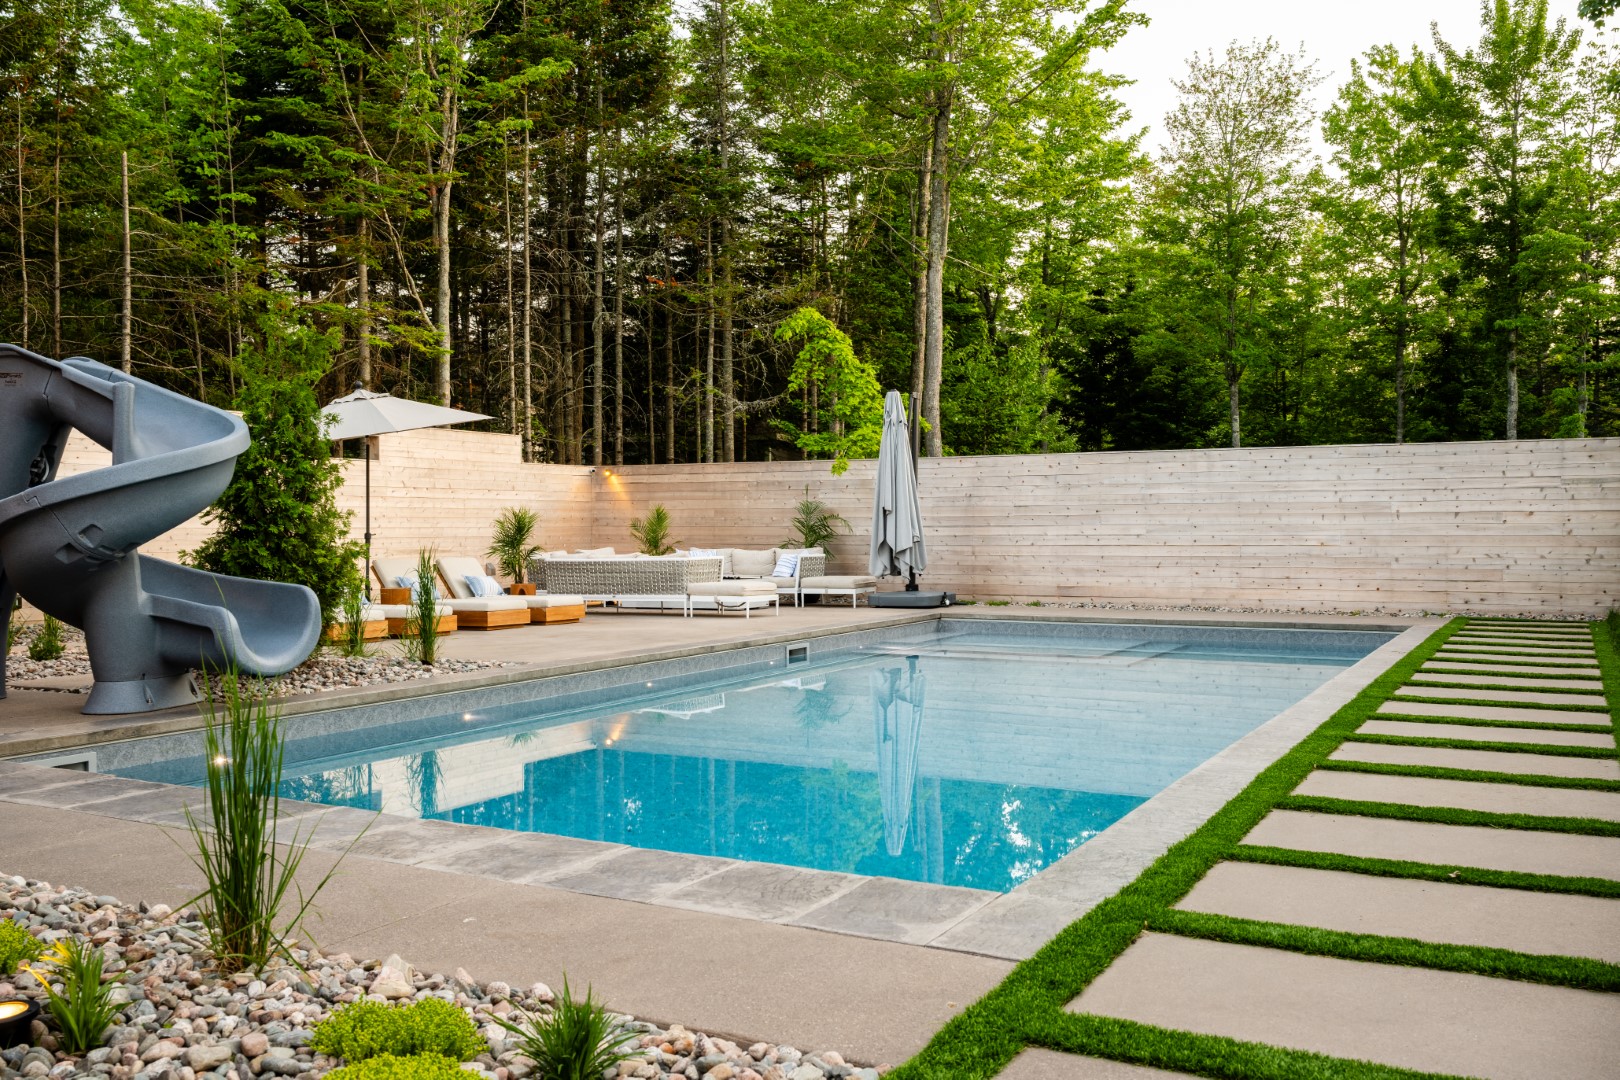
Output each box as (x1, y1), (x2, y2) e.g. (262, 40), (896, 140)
(1392, 686), (1608, 707)
(1364, 715), (1613, 743)
(415, 830), (624, 884)
(788, 875), (994, 945)
(998, 1049), (1198, 1079)
(662, 861), (863, 921)
(1177, 861), (1620, 962)
(1328, 742), (1620, 781)
(539, 847), (736, 902)
(1376, 699), (1611, 726)
(1411, 671), (1606, 691)
(1449, 633), (1593, 645)
(1294, 769), (1620, 822)
(1242, 809), (1620, 879)
(1067, 934), (1620, 1080)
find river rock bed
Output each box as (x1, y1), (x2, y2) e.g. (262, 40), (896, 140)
(0, 875), (880, 1080)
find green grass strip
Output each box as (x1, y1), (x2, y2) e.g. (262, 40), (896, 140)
(886, 619), (1475, 1080)
(1344, 733), (1615, 758)
(1404, 678), (1607, 696)
(1230, 844), (1620, 899)
(1367, 710), (1612, 733)
(1149, 908), (1620, 993)
(1315, 757), (1620, 793)
(1588, 616), (1620, 760)
(1028, 1013), (1472, 1080)
(1386, 693), (1607, 713)
(1276, 794), (1620, 838)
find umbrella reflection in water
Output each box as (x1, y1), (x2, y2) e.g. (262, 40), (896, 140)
(873, 657), (927, 858)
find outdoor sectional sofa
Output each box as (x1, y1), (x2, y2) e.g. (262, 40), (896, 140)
(528, 547), (876, 610)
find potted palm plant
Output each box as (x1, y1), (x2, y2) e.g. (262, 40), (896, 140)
(784, 488), (849, 558)
(630, 504), (678, 555)
(486, 507), (542, 594)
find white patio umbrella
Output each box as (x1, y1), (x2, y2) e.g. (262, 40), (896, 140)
(869, 389), (927, 590)
(321, 386), (491, 583)
(873, 659), (927, 858)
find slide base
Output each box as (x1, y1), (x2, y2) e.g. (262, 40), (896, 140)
(84, 674), (200, 715)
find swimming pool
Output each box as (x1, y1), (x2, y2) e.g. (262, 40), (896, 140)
(86, 620), (1393, 893)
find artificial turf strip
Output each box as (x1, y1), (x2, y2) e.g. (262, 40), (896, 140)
(1365, 711), (1612, 733)
(883, 618), (1476, 1080)
(1343, 733), (1616, 758)
(1147, 908), (1620, 993)
(1229, 844), (1620, 900)
(1274, 794), (1620, 838)
(1314, 757), (1620, 793)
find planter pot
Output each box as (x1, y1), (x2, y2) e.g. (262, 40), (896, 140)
(0, 998), (40, 1049)
(507, 583), (537, 596)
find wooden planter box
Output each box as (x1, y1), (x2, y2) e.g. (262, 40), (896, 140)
(385, 612), (457, 636)
(456, 607), (530, 630)
(325, 619), (388, 642)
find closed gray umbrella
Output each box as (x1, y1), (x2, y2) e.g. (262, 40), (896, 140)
(869, 390), (926, 588)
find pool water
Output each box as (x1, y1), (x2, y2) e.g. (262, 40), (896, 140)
(102, 622), (1391, 892)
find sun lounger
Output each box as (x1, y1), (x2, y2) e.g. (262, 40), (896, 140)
(372, 556), (528, 630)
(436, 555), (584, 626)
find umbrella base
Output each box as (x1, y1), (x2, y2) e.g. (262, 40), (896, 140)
(869, 590), (954, 608)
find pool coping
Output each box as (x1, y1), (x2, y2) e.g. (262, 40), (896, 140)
(0, 612), (1441, 960)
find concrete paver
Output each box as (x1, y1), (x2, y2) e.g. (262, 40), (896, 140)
(788, 875), (995, 946)
(998, 1049), (1197, 1079)
(1373, 701), (1613, 728)
(1328, 741), (1620, 780)
(1067, 934), (1620, 1080)
(1411, 671), (1606, 691)
(1450, 633), (1592, 644)
(1359, 718), (1613, 747)
(1423, 660), (1600, 678)
(1176, 861), (1620, 962)
(0, 802), (1008, 1065)
(1391, 685), (1608, 707)
(1294, 769), (1620, 822)
(1243, 809), (1620, 879)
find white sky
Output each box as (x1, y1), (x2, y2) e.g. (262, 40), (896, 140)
(1099, 0), (1590, 155)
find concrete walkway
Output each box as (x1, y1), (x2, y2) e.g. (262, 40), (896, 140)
(1029, 619), (1620, 1079)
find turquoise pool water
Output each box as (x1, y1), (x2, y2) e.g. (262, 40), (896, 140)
(95, 621), (1391, 892)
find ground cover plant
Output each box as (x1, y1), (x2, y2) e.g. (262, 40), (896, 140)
(21, 938), (122, 1055)
(312, 998), (483, 1063)
(0, 919), (41, 974)
(888, 614), (1620, 1079)
(25, 615), (62, 662)
(325, 1054), (469, 1080)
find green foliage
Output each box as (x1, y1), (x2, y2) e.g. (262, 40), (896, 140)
(629, 505), (677, 556)
(26, 614), (65, 662)
(324, 1054), (469, 1080)
(185, 666), (344, 974)
(0, 920), (42, 974)
(313, 999), (483, 1063)
(399, 551), (443, 666)
(942, 338), (1076, 455)
(5, 608), (23, 654)
(334, 583), (373, 659)
(486, 508), (541, 584)
(776, 309), (885, 475)
(495, 977), (640, 1080)
(186, 309), (364, 632)
(782, 488), (850, 553)
(23, 938), (123, 1055)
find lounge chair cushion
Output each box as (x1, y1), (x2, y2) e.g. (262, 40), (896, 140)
(727, 548), (778, 578)
(441, 596), (528, 613)
(688, 580), (777, 597)
(523, 593), (585, 609)
(435, 556), (488, 599)
(801, 575), (878, 590)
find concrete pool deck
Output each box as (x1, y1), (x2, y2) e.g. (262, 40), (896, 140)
(1, 606), (1437, 1065)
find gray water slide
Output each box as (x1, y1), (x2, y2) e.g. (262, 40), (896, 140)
(0, 344), (321, 714)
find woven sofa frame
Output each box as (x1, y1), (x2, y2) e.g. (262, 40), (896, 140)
(535, 555), (724, 601)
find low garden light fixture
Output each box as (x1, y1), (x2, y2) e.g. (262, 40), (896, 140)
(0, 998), (40, 1049)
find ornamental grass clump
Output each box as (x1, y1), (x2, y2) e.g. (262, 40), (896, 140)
(495, 977), (640, 1080)
(21, 939), (122, 1054)
(399, 549), (442, 666)
(185, 666), (342, 974)
(335, 583), (372, 659)
(312, 998), (483, 1063)
(26, 614), (64, 661)
(0, 920), (41, 974)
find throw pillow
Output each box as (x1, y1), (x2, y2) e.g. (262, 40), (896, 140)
(475, 574), (505, 596)
(771, 552), (800, 578)
(729, 548), (777, 578)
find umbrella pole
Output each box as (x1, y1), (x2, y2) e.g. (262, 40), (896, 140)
(364, 442), (374, 600)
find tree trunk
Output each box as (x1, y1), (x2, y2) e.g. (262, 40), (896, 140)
(1505, 326), (1518, 440)
(357, 217), (371, 387)
(613, 129), (624, 467)
(522, 122), (534, 461)
(504, 140), (518, 438)
(704, 224), (715, 463)
(592, 89), (606, 468)
(921, 62), (952, 458)
(910, 148), (931, 461)
(1393, 310), (1406, 445)
(52, 153), (61, 360)
(120, 151), (132, 374)
(717, 0), (735, 463)
(664, 280), (676, 464)
(1226, 283), (1240, 448)
(15, 96), (27, 351)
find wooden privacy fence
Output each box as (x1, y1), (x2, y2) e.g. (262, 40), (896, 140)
(52, 430), (1619, 617)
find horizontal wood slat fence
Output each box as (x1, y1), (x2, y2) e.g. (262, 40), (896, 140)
(50, 429), (1618, 616)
